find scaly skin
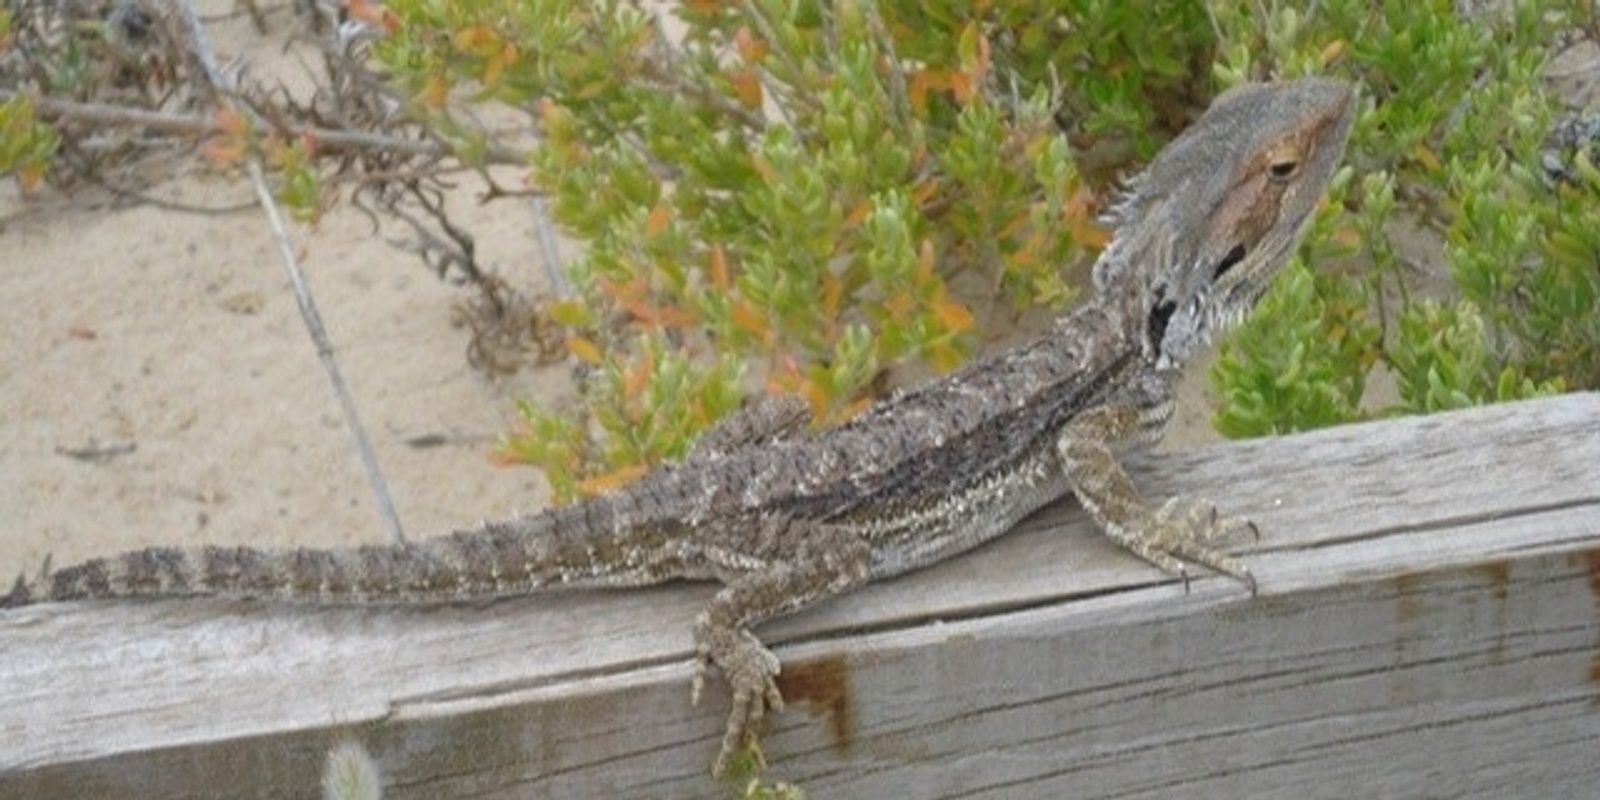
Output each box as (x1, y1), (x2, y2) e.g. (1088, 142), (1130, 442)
(4, 78), (1357, 776)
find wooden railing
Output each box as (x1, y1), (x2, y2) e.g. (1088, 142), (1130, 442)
(3, 393), (1597, 798)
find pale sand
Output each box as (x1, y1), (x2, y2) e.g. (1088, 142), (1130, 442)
(0, 175), (563, 582)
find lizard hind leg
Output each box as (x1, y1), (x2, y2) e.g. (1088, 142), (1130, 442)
(691, 609), (784, 774)
(686, 518), (872, 776)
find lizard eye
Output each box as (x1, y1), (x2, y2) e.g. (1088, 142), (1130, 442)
(1264, 140), (1306, 183)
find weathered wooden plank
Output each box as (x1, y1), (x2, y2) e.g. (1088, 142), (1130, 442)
(2, 393), (1597, 798)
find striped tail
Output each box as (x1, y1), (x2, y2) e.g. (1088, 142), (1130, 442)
(3, 506), (695, 608)
(1, 514), (632, 607)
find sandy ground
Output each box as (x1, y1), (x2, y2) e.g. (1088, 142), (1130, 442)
(0, 3), (575, 583)
(0, 4), (1260, 584)
(0, 171), (570, 582)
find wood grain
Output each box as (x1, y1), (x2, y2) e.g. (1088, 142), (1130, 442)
(2, 393), (1596, 798)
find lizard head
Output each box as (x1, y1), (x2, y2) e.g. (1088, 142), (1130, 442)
(1094, 77), (1356, 369)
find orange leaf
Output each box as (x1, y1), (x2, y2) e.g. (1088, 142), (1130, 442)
(822, 273), (843, 319)
(731, 70), (763, 110)
(1320, 39), (1349, 67)
(420, 74), (449, 110)
(908, 69), (950, 116)
(997, 213), (1031, 241)
(731, 300), (771, 340)
(202, 110), (249, 166)
(845, 198), (873, 227)
(767, 355), (805, 395)
(624, 352), (654, 398)
(842, 395), (873, 421)
(915, 239), (938, 283)
(799, 379), (830, 421)
(709, 245), (730, 290)
(16, 165), (44, 191)
(1007, 245), (1039, 270)
(484, 42), (519, 86)
(619, 299), (662, 327)
(884, 291), (916, 320)
(645, 202), (673, 238)
(214, 107), (247, 136)
(932, 296), (975, 335)
(347, 0), (386, 25)
(202, 139), (245, 167)
(453, 26), (501, 57)
(1065, 185), (1112, 249)
(621, 298), (696, 329)
(1075, 220), (1112, 250)
(948, 71), (974, 105)
(598, 276), (646, 305)
(566, 336), (603, 365)
(578, 464), (649, 496)
(734, 26), (768, 64)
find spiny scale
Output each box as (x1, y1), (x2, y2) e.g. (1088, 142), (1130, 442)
(2, 78), (1357, 778)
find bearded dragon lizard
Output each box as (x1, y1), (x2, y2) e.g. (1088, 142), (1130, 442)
(2, 77), (1357, 776)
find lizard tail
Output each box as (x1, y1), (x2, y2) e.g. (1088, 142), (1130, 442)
(0, 518), (583, 608)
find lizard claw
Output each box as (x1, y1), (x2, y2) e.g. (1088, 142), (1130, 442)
(690, 653), (709, 708)
(1160, 494), (1256, 589)
(1112, 495), (1256, 592)
(693, 612), (783, 776)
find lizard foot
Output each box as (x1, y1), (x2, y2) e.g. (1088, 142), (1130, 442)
(691, 612), (784, 776)
(1121, 495), (1257, 594)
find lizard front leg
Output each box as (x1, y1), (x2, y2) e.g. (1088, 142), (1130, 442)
(688, 518), (872, 775)
(1057, 400), (1257, 592)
